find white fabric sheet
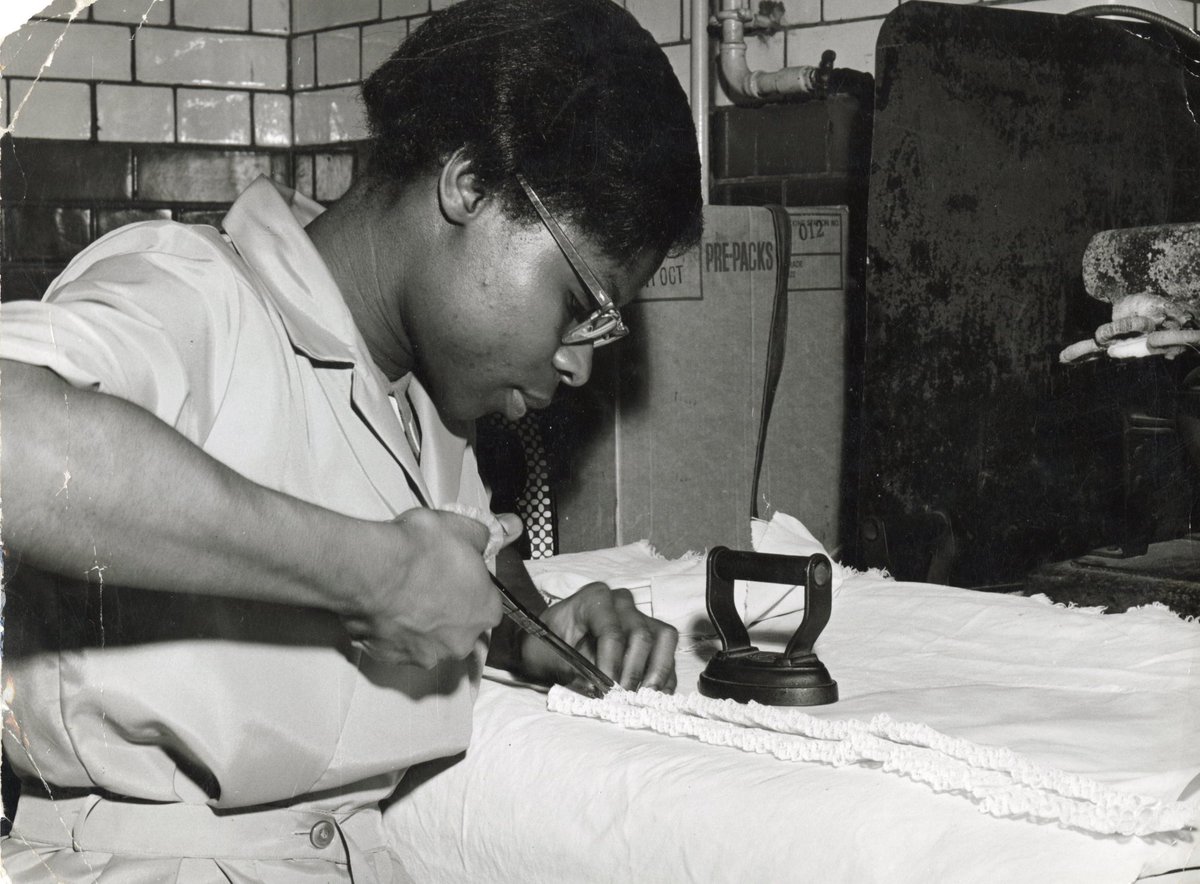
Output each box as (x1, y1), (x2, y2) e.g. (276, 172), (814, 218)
(384, 515), (1200, 883)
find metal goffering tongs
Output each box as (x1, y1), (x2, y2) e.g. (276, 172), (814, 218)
(488, 573), (616, 698)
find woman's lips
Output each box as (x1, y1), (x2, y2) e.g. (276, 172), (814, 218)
(503, 389), (552, 420)
(523, 392), (553, 410)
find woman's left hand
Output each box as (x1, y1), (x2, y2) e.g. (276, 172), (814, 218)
(519, 582), (678, 693)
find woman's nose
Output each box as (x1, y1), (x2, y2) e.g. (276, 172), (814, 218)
(553, 341), (594, 387)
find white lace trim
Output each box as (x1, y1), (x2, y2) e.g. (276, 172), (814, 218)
(547, 686), (1200, 837)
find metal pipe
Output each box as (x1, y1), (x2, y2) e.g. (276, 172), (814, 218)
(691, 0), (710, 204)
(716, 0), (822, 103)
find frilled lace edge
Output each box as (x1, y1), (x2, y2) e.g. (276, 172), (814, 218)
(547, 686), (1199, 838)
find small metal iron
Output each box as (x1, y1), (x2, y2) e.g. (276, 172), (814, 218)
(698, 547), (838, 706)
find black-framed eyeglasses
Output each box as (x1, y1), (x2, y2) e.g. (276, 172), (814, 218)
(516, 174), (630, 348)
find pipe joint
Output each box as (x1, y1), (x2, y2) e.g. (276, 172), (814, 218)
(720, 40), (838, 104)
(714, 4), (754, 25)
(748, 65), (820, 100)
(715, 0), (842, 104)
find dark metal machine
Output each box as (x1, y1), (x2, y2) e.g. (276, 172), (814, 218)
(699, 547), (838, 706)
(856, 2), (1200, 612)
(1027, 223), (1200, 614)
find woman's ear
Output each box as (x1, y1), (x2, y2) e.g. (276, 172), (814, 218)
(438, 148), (488, 225)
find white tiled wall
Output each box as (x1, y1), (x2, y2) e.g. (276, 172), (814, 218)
(316, 27), (361, 85)
(745, 29), (787, 81)
(292, 33), (316, 89)
(251, 0), (289, 34)
(253, 91), (292, 145)
(292, 84), (366, 145)
(32, 0), (96, 19)
(361, 19), (408, 78)
(783, 0), (822, 25)
(291, 0), (378, 33)
(176, 0), (251, 31)
(626, 0), (685, 43)
(91, 0), (170, 26)
(97, 83), (174, 141)
(8, 78), (91, 139)
(662, 42), (693, 106)
(3, 0), (1198, 145)
(783, 17), (884, 88)
(2, 20), (132, 80)
(313, 151), (354, 200)
(135, 30), (288, 89)
(383, 0), (429, 17)
(177, 88), (252, 145)
(828, 0), (898, 21)
(2, 0), (290, 142)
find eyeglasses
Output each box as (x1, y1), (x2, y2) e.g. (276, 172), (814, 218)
(516, 174), (630, 348)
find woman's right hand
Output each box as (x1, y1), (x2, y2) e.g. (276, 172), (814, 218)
(340, 507), (522, 666)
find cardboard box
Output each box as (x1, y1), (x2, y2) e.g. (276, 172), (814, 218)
(555, 205), (849, 557)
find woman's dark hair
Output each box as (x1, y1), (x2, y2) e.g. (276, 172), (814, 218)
(362, 0), (702, 263)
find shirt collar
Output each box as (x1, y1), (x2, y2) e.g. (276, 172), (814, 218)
(223, 177), (434, 499)
(222, 176), (358, 365)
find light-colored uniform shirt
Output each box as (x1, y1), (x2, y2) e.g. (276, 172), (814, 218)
(0, 177), (490, 882)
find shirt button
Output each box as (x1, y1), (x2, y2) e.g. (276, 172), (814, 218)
(309, 820), (336, 849)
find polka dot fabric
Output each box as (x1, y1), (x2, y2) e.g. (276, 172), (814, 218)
(482, 412), (557, 559)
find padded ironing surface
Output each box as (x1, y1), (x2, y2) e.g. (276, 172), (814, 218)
(382, 514), (1200, 883)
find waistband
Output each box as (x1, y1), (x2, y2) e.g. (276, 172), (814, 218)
(9, 791), (411, 883)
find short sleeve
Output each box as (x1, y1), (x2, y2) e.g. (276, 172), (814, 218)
(0, 222), (243, 443)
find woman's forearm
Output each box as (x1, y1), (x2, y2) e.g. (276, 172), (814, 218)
(1, 359), (371, 613)
(1, 360), (511, 664)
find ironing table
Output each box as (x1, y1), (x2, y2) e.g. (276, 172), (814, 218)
(383, 515), (1200, 883)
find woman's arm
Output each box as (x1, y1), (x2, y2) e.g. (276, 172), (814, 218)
(0, 359), (514, 665)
